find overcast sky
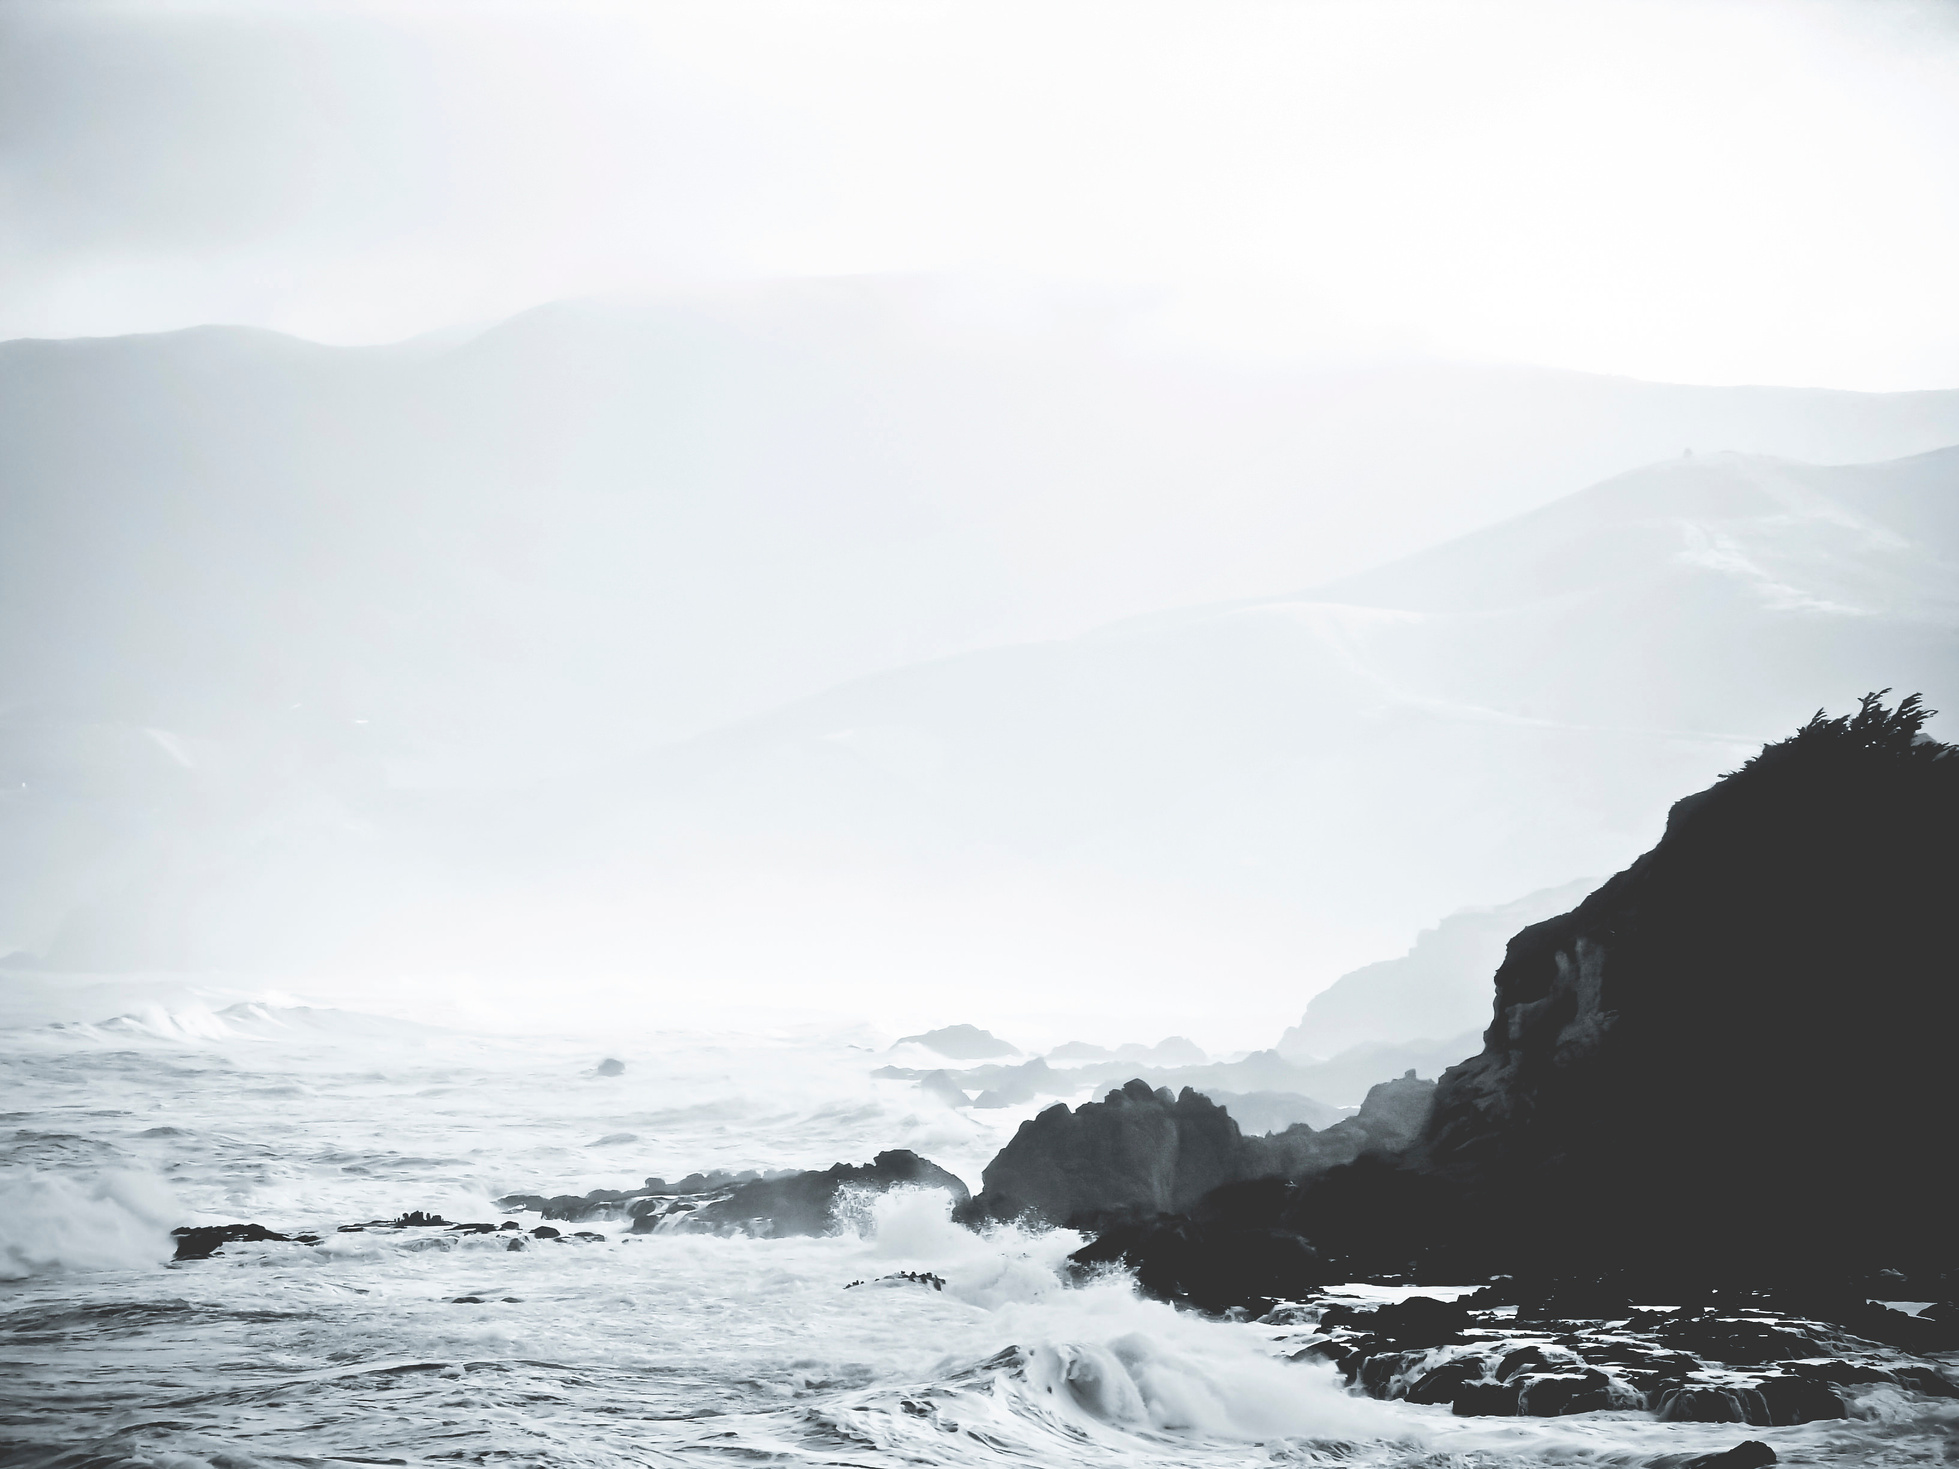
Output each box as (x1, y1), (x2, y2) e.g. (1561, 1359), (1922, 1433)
(3, 0), (1957, 388)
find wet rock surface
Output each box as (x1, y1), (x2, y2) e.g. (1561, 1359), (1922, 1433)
(1263, 1289), (1958, 1424)
(170, 1223), (316, 1260)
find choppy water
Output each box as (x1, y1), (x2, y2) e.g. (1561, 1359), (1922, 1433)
(2, 1002), (1953, 1468)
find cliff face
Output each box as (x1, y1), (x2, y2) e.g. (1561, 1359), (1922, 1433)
(1397, 694), (1959, 1282)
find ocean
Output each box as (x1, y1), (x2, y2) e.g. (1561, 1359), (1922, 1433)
(1, 1001), (1951, 1468)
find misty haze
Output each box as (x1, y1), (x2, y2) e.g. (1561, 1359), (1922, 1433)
(2, 4), (1956, 1468)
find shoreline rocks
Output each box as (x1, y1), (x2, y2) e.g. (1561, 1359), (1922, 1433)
(1267, 1288), (1957, 1424)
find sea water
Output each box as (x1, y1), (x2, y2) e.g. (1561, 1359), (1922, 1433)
(1, 1002), (1953, 1467)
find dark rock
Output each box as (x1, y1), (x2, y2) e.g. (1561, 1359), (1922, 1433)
(531, 1225), (561, 1238)
(961, 1081), (1253, 1227)
(570, 1231), (607, 1242)
(1452, 1381), (1521, 1415)
(447, 1222), (498, 1234)
(1658, 1317), (1829, 1365)
(1317, 1295), (1470, 1348)
(170, 1223), (292, 1260)
(1496, 1344), (1557, 1380)
(493, 1185), (660, 1222)
(499, 1220), (520, 1230)
(393, 1211), (447, 1227)
(1892, 1366), (1959, 1397)
(658, 1150), (970, 1238)
(1515, 1369), (1612, 1416)
(1683, 1443), (1776, 1469)
(1068, 1217), (1323, 1315)
(1749, 1375), (1847, 1425)
(1402, 1358), (1486, 1405)
(595, 1058), (625, 1076)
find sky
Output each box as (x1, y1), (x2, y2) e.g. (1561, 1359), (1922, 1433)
(2, 0), (1958, 389)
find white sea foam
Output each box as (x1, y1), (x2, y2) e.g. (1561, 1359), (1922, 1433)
(0, 1166), (178, 1278)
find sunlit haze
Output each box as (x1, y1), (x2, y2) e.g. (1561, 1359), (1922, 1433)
(3, 0), (1958, 387)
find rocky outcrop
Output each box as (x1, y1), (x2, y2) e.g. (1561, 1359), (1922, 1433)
(1260, 1285), (1956, 1424)
(960, 1072), (1435, 1228)
(1272, 694), (1959, 1290)
(961, 1081), (1249, 1227)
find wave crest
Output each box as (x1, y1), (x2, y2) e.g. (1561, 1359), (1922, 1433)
(0, 1168), (179, 1279)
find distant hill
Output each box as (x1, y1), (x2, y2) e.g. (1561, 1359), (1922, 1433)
(2, 283), (1955, 1009)
(521, 446), (1959, 1025)
(891, 1024), (1018, 1060)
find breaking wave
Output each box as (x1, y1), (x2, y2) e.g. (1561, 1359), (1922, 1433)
(0, 1167), (178, 1279)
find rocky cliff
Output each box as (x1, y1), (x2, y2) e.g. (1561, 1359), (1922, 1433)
(1291, 692), (1959, 1287)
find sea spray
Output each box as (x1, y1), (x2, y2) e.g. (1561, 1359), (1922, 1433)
(0, 1167), (179, 1278)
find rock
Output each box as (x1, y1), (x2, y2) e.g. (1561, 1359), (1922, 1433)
(844, 1270), (946, 1290)
(656, 1150), (970, 1237)
(962, 1081), (1250, 1227)
(494, 1185), (663, 1222)
(1285, 1290), (1868, 1425)
(170, 1223), (292, 1260)
(1515, 1370), (1613, 1416)
(1402, 1358), (1486, 1405)
(1683, 1443), (1776, 1469)
(393, 1211), (447, 1227)
(531, 1225), (561, 1238)
(1451, 1381), (1520, 1415)
(1068, 1218), (1323, 1315)
(595, 1058), (625, 1076)
(1658, 1317), (1829, 1365)
(1318, 1295), (1470, 1347)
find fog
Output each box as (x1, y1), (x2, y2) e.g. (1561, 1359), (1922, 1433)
(2, 0), (1958, 1049)
(5, 0), (1959, 386)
